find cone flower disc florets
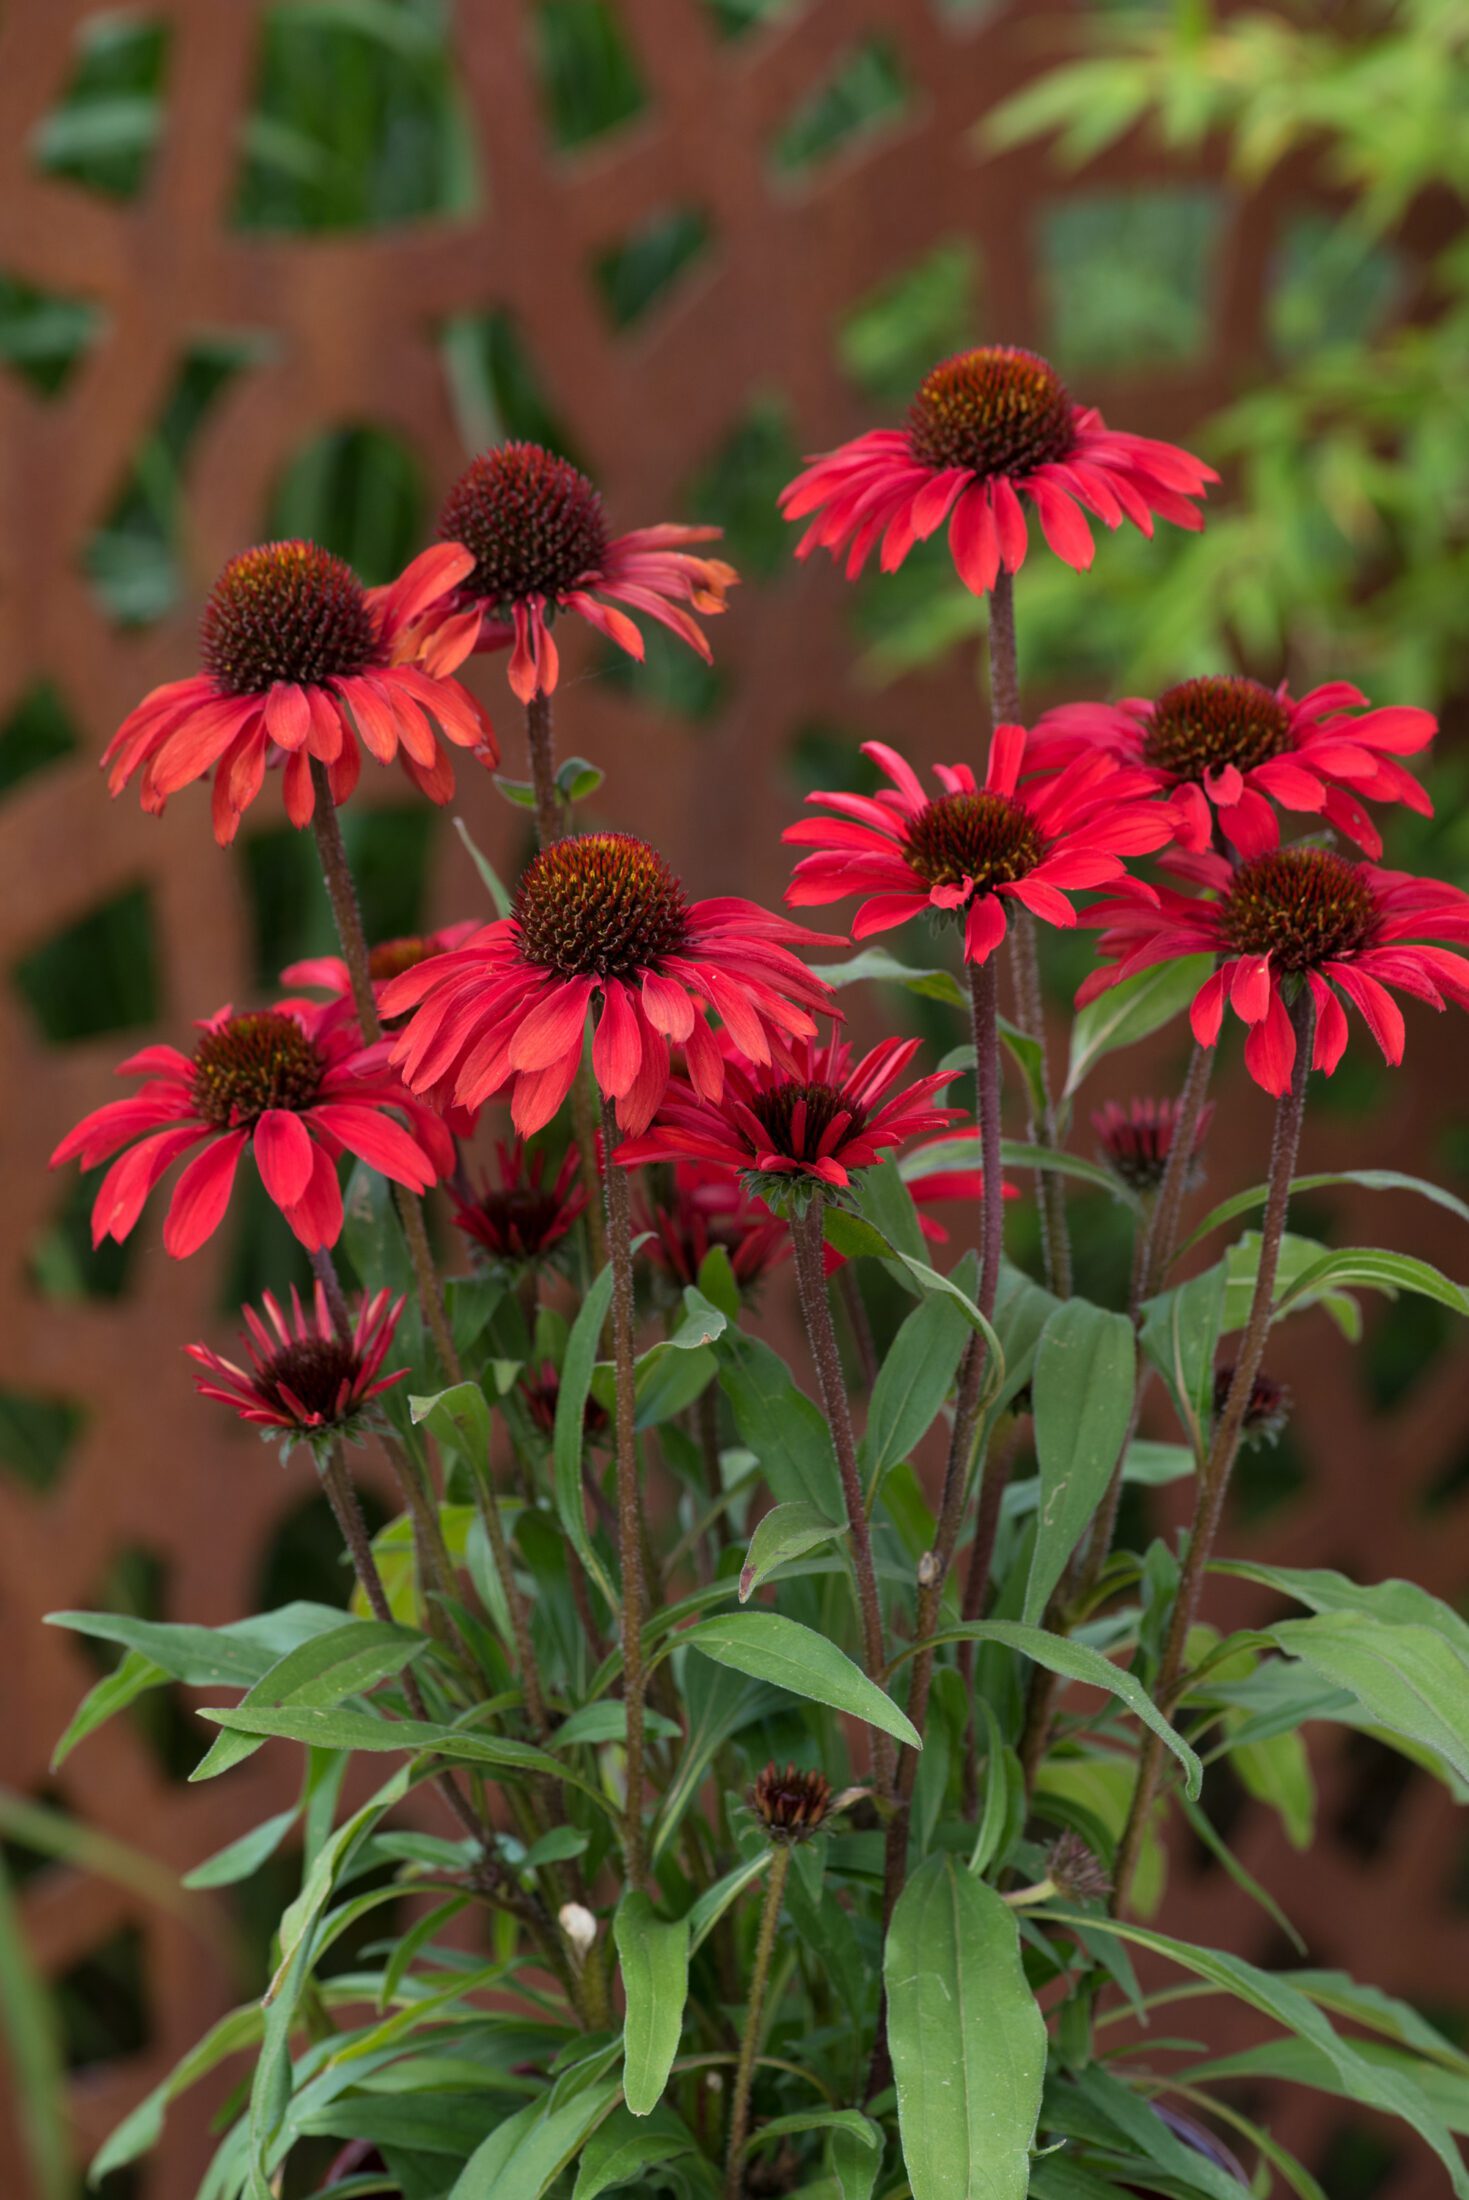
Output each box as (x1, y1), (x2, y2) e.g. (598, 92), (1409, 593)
(50, 997), (454, 1256)
(380, 441), (737, 703)
(785, 726), (1172, 963)
(451, 1139), (587, 1268)
(1092, 1095), (1216, 1194)
(381, 832), (839, 1138)
(1031, 674), (1436, 859)
(104, 540), (498, 842)
(780, 343), (1216, 591)
(1081, 830), (1469, 1094)
(187, 1283), (408, 1459)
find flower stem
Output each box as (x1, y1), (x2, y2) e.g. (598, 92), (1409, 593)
(1112, 993), (1314, 1912)
(723, 1845), (792, 2200)
(884, 957), (1005, 1909)
(307, 759), (461, 1386)
(470, 1432), (548, 1737)
(987, 577), (1071, 1298)
(789, 1199), (893, 1793)
(601, 1099), (649, 1886)
(525, 689), (566, 848)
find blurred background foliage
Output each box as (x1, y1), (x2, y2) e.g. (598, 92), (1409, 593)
(2, 2), (1466, 2192)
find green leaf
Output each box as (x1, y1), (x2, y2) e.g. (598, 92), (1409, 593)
(90, 2001), (266, 2181)
(1215, 1560), (1469, 1659)
(1140, 1262), (1226, 1447)
(823, 1210), (1006, 1382)
(885, 1856), (1045, 2200)
(681, 1612), (921, 1749)
(554, 1264), (619, 1609)
(696, 1244), (741, 1323)
(558, 755), (605, 803)
(51, 1647), (167, 1769)
(1025, 1301), (1135, 1625)
(998, 1140), (1136, 1201)
(552, 1701), (680, 1751)
(190, 1619), (427, 1781)
(686, 1851), (770, 1953)
(450, 2077), (623, 2199)
(411, 1380), (491, 1463)
(1274, 1245), (1469, 1319)
(739, 1501), (846, 1603)
(572, 2103), (696, 2199)
(718, 1333), (842, 1515)
(811, 944), (965, 1009)
(200, 1702), (569, 1780)
(494, 774), (538, 808)
(748, 2109), (882, 2200)
(1175, 1168), (1469, 1259)
(1222, 1231), (1360, 1336)
(0, 1852), (69, 2200)
(614, 1892), (690, 2116)
(889, 1621), (1201, 1796)
(182, 1806), (300, 1891)
(452, 814), (511, 917)
(1043, 1913), (1469, 2198)
(1265, 1611), (1469, 1790)
(859, 1286), (973, 1485)
(1064, 955), (1213, 1098)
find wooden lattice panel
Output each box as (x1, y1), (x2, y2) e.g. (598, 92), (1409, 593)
(0, 3), (1463, 2194)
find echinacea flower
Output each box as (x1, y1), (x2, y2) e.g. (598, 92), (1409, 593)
(780, 343), (1215, 590)
(749, 1762), (831, 1844)
(636, 1159), (790, 1293)
(187, 1284), (407, 1459)
(613, 1034), (960, 1210)
(521, 1361), (609, 1444)
(283, 924), (480, 1024)
(381, 832), (838, 1138)
(1091, 1096), (1215, 1195)
(102, 540), (498, 844)
(379, 442), (737, 703)
(1031, 676), (1436, 860)
(785, 727), (1171, 963)
(1080, 837), (1469, 1094)
(451, 1139), (587, 1267)
(51, 997), (453, 1257)
(1213, 1362), (1291, 1449)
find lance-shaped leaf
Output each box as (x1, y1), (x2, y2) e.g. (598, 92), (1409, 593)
(1025, 1300), (1135, 1624)
(680, 1612), (920, 1748)
(613, 1892), (690, 2116)
(739, 1501), (846, 1602)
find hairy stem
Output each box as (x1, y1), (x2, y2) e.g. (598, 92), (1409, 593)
(723, 1846), (792, 2200)
(601, 1099), (649, 1885)
(789, 1200), (893, 1794)
(1113, 995), (1314, 1911)
(471, 1433), (548, 1736)
(307, 759), (461, 1386)
(525, 689), (566, 848)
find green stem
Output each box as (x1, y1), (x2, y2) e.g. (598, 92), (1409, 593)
(601, 1098), (648, 1885)
(723, 1845), (792, 2200)
(1113, 993), (1314, 1912)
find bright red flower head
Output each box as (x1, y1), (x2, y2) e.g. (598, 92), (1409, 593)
(779, 344), (1215, 591)
(614, 1034), (961, 1208)
(103, 541), (498, 844)
(381, 832), (838, 1139)
(376, 442), (738, 704)
(283, 923), (481, 1023)
(187, 1283), (408, 1458)
(1080, 835), (1469, 1095)
(1091, 1096), (1216, 1195)
(451, 1139), (588, 1267)
(1031, 676), (1436, 861)
(785, 726), (1171, 963)
(50, 996), (454, 1258)
(636, 1159), (790, 1293)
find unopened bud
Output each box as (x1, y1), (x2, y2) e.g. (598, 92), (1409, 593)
(749, 1761), (832, 1844)
(558, 1901), (597, 1956)
(916, 1550), (940, 1588)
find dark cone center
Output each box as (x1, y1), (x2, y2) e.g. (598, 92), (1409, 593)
(514, 833), (690, 979)
(1220, 848), (1377, 972)
(906, 346), (1075, 477)
(200, 541), (381, 696)
(191, 1012), (325, 1128)
(1144, 676), (1293, 783)
(439, 442), (609, 607)
(748, 1079), (865, 1163)
(904, 790), (1045, 895)
(257, 1336), (359, 1423)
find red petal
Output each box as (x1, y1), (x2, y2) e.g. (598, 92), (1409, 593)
(253, 1108), (315, 1207)
(163, 1131), (246, 1257)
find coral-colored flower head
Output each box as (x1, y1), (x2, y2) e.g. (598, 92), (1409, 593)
(283, 924), (481, 1023)
(1091, 1096), (1215, 1195)
(636, 1159), (790, 1294)
(1031, 677), (1436, 860)
(780, 344), (1215, 590)
(378, 442), (737, 703)
(1081, 835), (1469, 1094)
(50, 996), (453, 1257)
(614, 1034), (961, 1210)
(451, 1139), (587, 1268)
(187, 1283), (407, 1458)
(382, 832), (838, 1138)
(103, 541), (498, 844)
(785, 727), (1171, 963)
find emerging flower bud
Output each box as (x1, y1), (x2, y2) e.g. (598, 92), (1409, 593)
(558, 1901), (598, 1956)
(1213, 1362), (1292, 1448)
(1092, 1095), (1214, 1195)
(749, 1762), (832, 1845)
(1046, 1829), (1112, 1906)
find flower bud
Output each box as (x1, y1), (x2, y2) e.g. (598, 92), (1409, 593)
(558, 1901), (598, 1956)
(749, 1761), (832, 1845)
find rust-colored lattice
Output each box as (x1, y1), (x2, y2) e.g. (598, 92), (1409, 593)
(0, 4), (1464, 2195)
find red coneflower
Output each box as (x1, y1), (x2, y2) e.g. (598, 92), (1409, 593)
(1080, 835), (1469, 1094)
(50, 997), (453, 1257)
(102, 541), (498, 844)
(521, 1361), (610, 1444)
(1212, 1361), (1292, 1449)
(636, 1159), (790, 1293)
(381, 832), (838, 1138)
(451, 1139), (587, 1267)
(1091, 1096), (1216, 1195)
(283, 924), (480, 1024)
(779, 344), (1215, 590)
(187, 1284), (407, 1458)
(784, 727), (1171, 963)
(614, 1035), (960, 1208)
(1031, 676), (1436, 860)
(378, 442), (737, 703)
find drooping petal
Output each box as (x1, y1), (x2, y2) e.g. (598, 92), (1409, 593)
(163, 1131), (247, 1257)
